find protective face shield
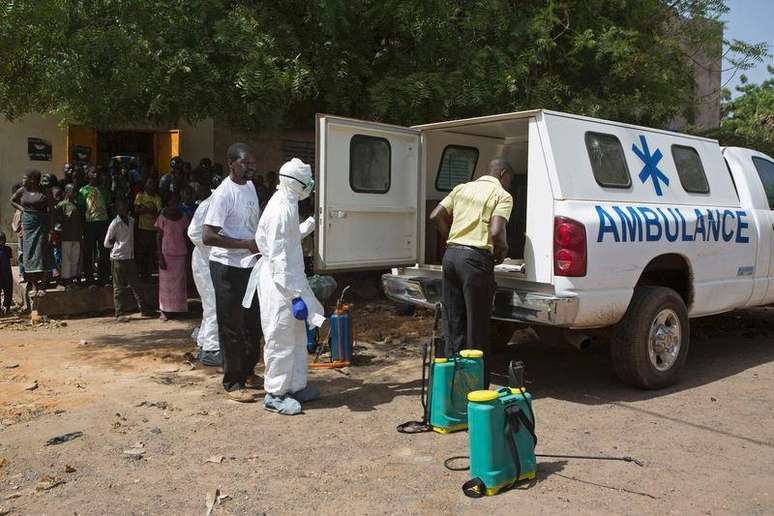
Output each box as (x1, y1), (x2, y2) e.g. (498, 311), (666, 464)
(300, 177), (315, 199)
(278, 158), (315, 200)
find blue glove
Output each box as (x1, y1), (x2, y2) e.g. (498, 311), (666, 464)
(291, 297), (308, 321)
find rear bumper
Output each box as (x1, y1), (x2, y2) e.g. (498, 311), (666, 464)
(382, 274), (579, 326)
(381, 274), (440, 309)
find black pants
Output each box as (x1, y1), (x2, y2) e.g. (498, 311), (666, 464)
(210, 261), (261, 391)
(442, 245), (496, 388)
(0, 273), (11, 309)
(84, 221), (109, 284)
(135, 229), (157, 279)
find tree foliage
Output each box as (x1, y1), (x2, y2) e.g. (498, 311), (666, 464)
(713, 68), (774, 156)
(0, 0), (767, 131)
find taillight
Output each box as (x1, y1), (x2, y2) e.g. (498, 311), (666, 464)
(554, 216), (587, 277)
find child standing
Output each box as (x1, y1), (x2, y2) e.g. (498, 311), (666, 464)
(79, 168), (111, 286)
(179, 185), (197, 219)
(54, 184), (84, 289)
(0, 232), (13, 315)
(155, 192), (190, 321)
(104, 199), (146, 322)
(133, 178), (162, 279)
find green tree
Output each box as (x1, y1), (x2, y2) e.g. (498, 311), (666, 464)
(0, 0), (767, 131)
(714, 68), (774, 155)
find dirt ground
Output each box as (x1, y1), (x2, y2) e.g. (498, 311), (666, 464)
(0, 301), (773, 515)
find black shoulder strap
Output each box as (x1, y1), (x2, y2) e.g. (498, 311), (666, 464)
(504, 405), (524, 490)
(513, 405), (537, 447)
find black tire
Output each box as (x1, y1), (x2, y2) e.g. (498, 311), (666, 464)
(610, 286), (690, 389)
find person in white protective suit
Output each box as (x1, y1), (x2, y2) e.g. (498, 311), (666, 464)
(243, 158), (323, 415)
(187, 190), (220, 366)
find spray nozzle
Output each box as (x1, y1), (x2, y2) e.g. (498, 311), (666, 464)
(335, 285), (351, 312)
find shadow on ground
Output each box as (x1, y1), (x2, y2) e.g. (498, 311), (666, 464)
(327, 306), (774, 424)
(490, 308), (774, 407)
(75, 325), (200, 370)
(479, 308), (774, 451)
(528, 460), (569, 485)
(306, 377), (423, 412)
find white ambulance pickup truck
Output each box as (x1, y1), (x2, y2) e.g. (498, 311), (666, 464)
(313, 109), (774, 389)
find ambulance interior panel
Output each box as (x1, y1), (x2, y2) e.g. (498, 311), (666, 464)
(420, 117), (530, 265)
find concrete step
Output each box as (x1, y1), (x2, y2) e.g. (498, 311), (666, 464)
(12, 267), (159, 317)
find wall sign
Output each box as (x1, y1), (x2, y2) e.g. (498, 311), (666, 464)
(28, 137), (52, 161)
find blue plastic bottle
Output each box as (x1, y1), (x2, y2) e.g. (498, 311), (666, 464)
(466, 386), (537, 495)
(428, 350), (484, 433)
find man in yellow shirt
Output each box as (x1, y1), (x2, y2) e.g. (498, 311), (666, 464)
(430, 158), (514, 388)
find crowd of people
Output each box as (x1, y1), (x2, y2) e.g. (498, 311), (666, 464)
(3, 144), (323, 415)
(2, 155), (279, 317)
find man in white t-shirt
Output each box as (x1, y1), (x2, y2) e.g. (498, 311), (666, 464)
(203, 143), (262, 402)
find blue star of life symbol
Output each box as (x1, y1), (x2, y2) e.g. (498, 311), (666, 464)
(632, 135), (670, 196)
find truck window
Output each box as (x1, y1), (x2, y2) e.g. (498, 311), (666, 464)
(671, 145), (709, 194)
(436, 145), (479, 191)
(584, 132), (631, 188)
(350, 134), (391, 193)
(752, 156), (774, 209)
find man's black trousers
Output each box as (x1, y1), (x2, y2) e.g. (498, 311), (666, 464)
(210, 261), (261, 391)
(84, 221), (109, 284)
(442, 245), (496, 388)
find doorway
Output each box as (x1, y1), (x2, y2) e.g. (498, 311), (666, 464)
(68, 126), (181, 178)
(96, 130), (155, 172)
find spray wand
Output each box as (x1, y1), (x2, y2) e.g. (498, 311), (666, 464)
(396, 303), (443, 434)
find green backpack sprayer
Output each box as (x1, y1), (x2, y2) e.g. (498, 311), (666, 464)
(397, 304), (645, 497)
(396, 304), (484, 434)
(463, 361), (537, 496)
(429, 349), (484, 433)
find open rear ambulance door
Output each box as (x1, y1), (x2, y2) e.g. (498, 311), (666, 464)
(315, 114), (421, 272)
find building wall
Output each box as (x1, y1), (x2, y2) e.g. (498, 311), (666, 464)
(691, 46), (722, 130)
(0, 114), (68, 241)
(213, 120), (315, 177)
(670, 18), (723, 131)
(179, 118), (215, 167)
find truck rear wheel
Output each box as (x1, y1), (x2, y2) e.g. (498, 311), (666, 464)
(610, 286), (689, 389)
